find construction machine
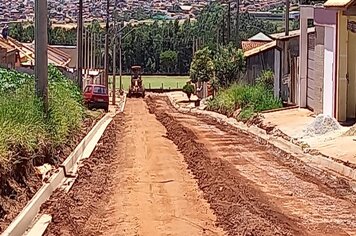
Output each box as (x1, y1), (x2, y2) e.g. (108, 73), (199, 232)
(127, 65), (145, 98)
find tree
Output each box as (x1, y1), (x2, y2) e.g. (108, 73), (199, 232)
(7, 2), (281, 75)
(190, 47), (215, 83)
(214, 44), (245, 87)
(160, 50), (178, 73)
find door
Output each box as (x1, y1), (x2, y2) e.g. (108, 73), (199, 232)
(323, 26), (335, 117)
(290, 56), (298, 104)
(347, 21), (356, 118)
(307, 33), (316, 111)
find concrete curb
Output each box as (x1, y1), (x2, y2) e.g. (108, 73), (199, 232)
(165, 94), (356, 182)
(2, 97), (127, 236)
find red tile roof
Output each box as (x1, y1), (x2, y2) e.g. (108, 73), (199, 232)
(241, 41), (268, 52)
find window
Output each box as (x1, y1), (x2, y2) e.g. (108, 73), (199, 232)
(84, 86), (92, 93)
(93, 86), (107, 94)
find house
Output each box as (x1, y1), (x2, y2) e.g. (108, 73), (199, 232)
(244, 41), (280, 99)
(49, 45), (77, 68)
(299, 1), (356, 122)
(3, 38), (72, 68)
(244, 28), (315, 102)
(0, 37), (20, 69)
(270, 27), (315, 104)
(241, 32), (272, 52)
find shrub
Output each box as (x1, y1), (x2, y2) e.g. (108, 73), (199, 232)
(256, 70), (274, 90)
(183, 83), (195, 100)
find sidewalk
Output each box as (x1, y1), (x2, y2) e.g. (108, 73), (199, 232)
(262, 108), (356, 166)
(167, 91), (356, 175)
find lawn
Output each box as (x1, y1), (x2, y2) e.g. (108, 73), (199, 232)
(109, 75), (189, 90)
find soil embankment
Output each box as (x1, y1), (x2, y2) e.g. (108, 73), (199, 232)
(0, 112), (103, 233)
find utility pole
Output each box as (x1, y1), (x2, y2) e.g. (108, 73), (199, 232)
(235, 0), (240, 47)
(98, 34), (102, 84)
(104, 0), (110, 89)
(112, 2), (118, 105)
(119, 28), (122, 93)
(227, 1), (231, 43)
(77, 0), (83, 90)
(285, 0), (290, 36)
(192, 36), (195, 55)
(90, 32), (95, 70)
(222, 13), (225, 45)
(83, 28), (86, 75)
(35, 0), (48, 113)
(87, 29), (90, 75)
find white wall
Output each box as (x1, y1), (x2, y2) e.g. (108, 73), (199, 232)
(323, 26), (336, 117)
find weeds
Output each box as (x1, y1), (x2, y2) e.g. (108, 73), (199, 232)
(207, 83), (282, 121)
(0, 66), (84, 170)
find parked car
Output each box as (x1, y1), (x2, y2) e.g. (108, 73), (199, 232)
(83, 84), (109, 112)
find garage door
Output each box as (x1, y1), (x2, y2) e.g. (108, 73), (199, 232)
(307, 33), (316, 111)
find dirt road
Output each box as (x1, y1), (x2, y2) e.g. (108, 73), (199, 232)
(43, 99), (224, 236)
(42, 96), (356, 236)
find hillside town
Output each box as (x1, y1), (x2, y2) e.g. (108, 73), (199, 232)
(0, 0), (288, 24)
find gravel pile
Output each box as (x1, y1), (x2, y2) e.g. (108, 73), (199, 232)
(301, 114), (341, 138)
(344, 124), (356, 136)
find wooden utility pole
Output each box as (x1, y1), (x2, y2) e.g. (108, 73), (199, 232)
(35, 0), (48, 112)
(285, 0), (290, 36)
(77, 0), (83, 90)
(104, 0), (110, 89)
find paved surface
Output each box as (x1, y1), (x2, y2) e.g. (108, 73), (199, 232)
(42, 96), (356, 236)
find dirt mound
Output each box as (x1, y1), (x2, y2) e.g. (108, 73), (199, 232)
(147, 98), (306, 236)
(41, 114), (123, 236)
(0, 113), (103, 234)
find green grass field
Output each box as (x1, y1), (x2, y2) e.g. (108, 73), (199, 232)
(109, 75), (189, 90)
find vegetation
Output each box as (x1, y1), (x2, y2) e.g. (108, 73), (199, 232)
(182, 83), (195, 101)
(160, 50), (178, 73)
(8, 2), (278, 75)
(256, 70), (274, 90)
(190, 47), (215, 83)
(9, 21), (77, 45)
(206, 71), (282, 121)
(0, 66), (84, 170)
(214, 44), (245, 88)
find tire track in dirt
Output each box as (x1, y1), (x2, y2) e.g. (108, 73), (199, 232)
(146, 96), (306, 236)
(41, 99), (225, 236)
(146, 95), (356, 236)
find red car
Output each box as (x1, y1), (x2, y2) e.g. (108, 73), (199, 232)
(83, 84), (109, 112)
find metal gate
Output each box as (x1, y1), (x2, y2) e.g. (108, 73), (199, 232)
(307, 33), (316, 111)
